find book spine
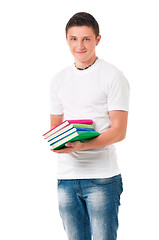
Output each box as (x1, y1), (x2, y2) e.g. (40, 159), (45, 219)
(67, 119), (93, 125)
(74, 127), (95, 131)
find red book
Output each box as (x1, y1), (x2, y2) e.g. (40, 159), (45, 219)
(43, 119), (93, 138)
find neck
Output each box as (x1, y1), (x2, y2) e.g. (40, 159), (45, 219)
(75, 55), (98, 70)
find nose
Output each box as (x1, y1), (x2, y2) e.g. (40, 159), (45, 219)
(77, 40), (85, 50)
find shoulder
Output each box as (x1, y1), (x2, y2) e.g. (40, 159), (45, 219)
(98, 59), (129, 87)
(99, 59), (122, 76)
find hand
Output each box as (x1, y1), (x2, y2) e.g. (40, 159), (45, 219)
(51, 141), (83, 154)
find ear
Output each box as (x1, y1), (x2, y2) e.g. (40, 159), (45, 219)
(96, 34), (101, 46)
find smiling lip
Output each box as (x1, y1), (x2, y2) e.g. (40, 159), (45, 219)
(75, 51), (87, 54)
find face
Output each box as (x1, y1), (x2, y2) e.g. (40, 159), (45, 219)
(66, 26), (101, 68)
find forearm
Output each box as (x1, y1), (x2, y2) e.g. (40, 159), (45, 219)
(50, 114), (64, 129)
(80, 127), (126, 151)
(51, 111), (128, 154)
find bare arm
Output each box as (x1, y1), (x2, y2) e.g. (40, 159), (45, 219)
(80, 110), (128, 150)
(50, 114), (64, 129)
(52, 110), (128, 153)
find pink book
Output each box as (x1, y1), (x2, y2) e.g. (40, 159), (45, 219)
(43, 119), (93, 138)
(67, 119), (93, 124)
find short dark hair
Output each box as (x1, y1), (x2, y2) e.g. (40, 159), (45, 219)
(65, 12), (100, 38)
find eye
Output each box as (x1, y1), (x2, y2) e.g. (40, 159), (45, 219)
(84, 38), (90, 41)
(71, 37), (76, 41)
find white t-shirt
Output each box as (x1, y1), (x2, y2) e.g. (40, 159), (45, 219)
(50, 58), (130, 179)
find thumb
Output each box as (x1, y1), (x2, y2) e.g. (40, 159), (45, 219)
(65, 142), (73, 147)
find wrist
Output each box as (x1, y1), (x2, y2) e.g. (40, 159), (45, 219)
(79, 141), (90, 151)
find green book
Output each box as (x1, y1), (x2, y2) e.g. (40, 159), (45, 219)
(72, 123), (94, 129)
(51, 131), (100, 150)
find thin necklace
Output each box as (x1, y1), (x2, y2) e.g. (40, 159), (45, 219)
(75, 57), (98, 70)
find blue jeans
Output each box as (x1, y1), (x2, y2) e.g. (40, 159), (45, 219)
(57, 174), (123, 240)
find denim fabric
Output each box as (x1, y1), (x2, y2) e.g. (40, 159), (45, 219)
(57, 174), (123, 240)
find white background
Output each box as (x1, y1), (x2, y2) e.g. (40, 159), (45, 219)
(0, 0), (159, 239)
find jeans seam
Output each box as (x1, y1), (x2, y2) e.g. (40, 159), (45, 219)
(57, 178), (121, 239)
(113, 178), (117, 240)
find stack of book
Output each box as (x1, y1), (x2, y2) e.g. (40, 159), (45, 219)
(43, 119), (100, 150)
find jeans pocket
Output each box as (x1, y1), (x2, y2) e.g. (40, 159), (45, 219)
(115, 177), (123, 206)
(57, 179), (62, 186)
(120, 178), (123, 194)
(92, 177), (116, 185)
(116, 177), (123, 195)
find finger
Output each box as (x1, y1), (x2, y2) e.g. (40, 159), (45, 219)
(65, 142), (73, 147)
(52, 149), (68, 153)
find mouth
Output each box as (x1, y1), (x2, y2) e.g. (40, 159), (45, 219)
(75, 51), (87, 54)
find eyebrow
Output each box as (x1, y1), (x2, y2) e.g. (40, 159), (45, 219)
(69, 35), (91, 38)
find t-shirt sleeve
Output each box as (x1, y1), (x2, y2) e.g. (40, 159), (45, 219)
(107, 70), (130, 112)
(50, 77), (63, 115)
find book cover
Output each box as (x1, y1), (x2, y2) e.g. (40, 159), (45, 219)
(70, 131), (100, 142)
(46, 124), (95, 142)
(43, 119), (93, 138)
(68, 119), (93, 125)
(74, 127), (95, 132)
(72, 123), (94, 129)
(52, 131), (100, 150)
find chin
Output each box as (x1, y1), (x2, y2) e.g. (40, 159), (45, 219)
(75, 54), (89, 62)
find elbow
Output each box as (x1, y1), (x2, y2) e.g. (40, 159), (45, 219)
(115, 128), (127, 142)
(118, 131), (126, 142)
(120, 135), (126, 141)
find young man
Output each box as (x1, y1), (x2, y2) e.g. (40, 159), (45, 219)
(50, 12), (129, 240)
